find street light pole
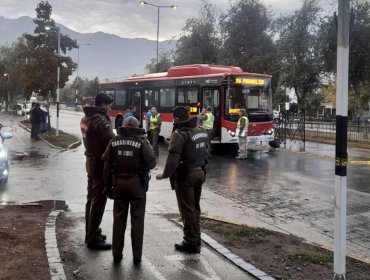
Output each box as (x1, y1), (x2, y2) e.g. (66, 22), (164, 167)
(45, 25), (61, 136)
(3, 73), (9, 112)
(139, 1), (178, 72)
(76, 46), (79, 108)
(56, 27), (60, 136)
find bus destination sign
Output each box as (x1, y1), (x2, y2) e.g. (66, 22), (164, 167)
(234, 78), (265, 85)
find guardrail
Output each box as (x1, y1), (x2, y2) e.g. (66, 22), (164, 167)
(274, 115), (370, 144)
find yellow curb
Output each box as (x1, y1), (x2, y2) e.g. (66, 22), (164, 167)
(202, 214), (370, 265)
(348, 160), (370, 166)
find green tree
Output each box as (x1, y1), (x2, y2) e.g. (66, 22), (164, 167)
(60, 77), (99, 104)
(145, 50), (174, 73)
(21, 1), (78, 102)
(275, 0), (323, 109)
(0, 41), (28, 106)
(174, 0), (220, 65)
(219, 0), (275, 74)
(320, 0), (370, 115)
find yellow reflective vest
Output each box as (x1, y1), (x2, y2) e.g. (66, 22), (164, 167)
(203, 112), (214, 130)
(237, 116), (249, 136)
(150, 114), (161, 130)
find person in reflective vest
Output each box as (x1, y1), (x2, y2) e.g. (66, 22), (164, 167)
(102, 116), (156, 264)
(236, 108), (249, 159)
(202, 106), (214, 143)
(156, 106), (210, 254)
(148, 106), (162, 157)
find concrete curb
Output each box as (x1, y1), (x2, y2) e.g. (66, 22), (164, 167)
(171, 219), (275, 280)
(45, 210), (67, 280)
(18, 122), (81, 150)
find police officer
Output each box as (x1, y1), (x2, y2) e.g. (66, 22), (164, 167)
(102, 117), (156, 264)
(235, 108), (249, 159)
(156, 106), (209, 253)
(80, 93), (114, 250)
(148, 106), (162, 157)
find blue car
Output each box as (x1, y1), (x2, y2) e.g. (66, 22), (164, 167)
(0, 128), (12, 185)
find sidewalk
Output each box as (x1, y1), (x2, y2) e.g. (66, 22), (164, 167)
(56, 209), (259, 280)
(0, 112), (262, 279)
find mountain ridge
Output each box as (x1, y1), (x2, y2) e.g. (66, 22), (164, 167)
(0, 16), (176, 80)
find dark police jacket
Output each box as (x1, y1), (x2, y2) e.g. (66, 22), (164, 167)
(80, 106), (114, 158)
(162, 121), (209, 180)
(102, 127), (156, 188)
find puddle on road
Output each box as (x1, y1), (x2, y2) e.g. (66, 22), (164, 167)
(0, 199), (70, 211)
(10, 151), (49, 161)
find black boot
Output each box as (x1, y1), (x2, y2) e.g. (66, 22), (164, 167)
(175, 242), (201, 254)
(87, 240), (112, 250)
(113, 255), (123, 263)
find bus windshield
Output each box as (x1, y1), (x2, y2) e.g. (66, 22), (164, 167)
(225, 76), (271, 120)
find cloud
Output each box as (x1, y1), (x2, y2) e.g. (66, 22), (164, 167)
(0, 0), (337, 40)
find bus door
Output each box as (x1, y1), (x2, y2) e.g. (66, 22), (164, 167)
(202, 87), (221, 140)
(130, 88), (143, 126)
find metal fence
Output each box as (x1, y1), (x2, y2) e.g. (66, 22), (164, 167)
(274, 114), (370, 144)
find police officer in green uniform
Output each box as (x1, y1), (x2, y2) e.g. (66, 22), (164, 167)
(102, 117), (156, 264)
(80, 93), (114, 250)
(156, 106), (209, 253)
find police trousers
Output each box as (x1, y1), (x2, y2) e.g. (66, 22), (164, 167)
(175, 170), (205, 246)
(112, 176), (146, 259)
(85, 157), (107, 243)
(149, 128), (160, 157)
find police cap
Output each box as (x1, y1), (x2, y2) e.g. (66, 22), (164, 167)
(95, 93), (113, 106)
(172, 106), (191, 123)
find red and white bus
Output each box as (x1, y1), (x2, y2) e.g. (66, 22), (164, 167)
(99, 64), (275, 144)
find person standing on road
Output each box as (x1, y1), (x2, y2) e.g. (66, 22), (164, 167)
(235, 108), (249, 160)
(80, 93), (114, 250)
(202, 106), (214, 143)
(102, 116), (156, 264)
(30, 103), (42, 140)
(148, 106), (162, 157)
(156, 106), (209, 254)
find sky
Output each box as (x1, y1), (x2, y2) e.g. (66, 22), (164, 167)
(1, 0), (337, 41)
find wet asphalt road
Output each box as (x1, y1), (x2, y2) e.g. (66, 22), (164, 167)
(2, 109), (370, 263)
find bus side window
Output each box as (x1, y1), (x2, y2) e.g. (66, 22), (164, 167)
(159, 88), (175, 108)
(145, 88), (159, 109)
(115, 90), (126, 106)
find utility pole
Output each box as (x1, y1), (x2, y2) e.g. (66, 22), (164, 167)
(334, 0), (350, 279)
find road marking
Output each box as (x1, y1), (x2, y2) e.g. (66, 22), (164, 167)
(142, 257), (167, 280)
(164, 254), (221, 280)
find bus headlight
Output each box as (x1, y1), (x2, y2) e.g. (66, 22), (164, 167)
(266, 128), (274, 135)
(228, 130), (236, 137)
